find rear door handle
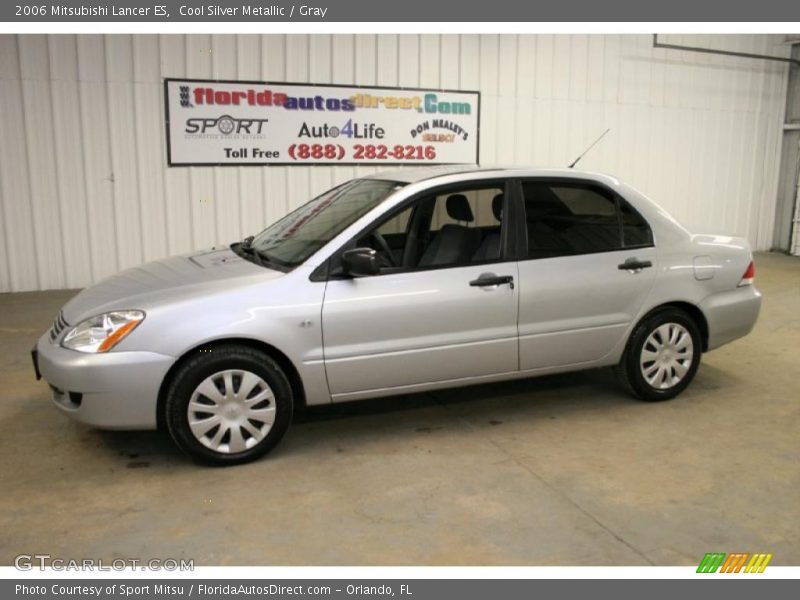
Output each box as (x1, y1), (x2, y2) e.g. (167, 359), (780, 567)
(469, 274), (515, 289)
(618, 258), (652, 272)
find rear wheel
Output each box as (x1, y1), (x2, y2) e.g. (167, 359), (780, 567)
(165, 345), (293, 465)
(618, 308), (701, 402)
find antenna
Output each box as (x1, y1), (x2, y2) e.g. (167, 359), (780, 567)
(568, 128), (610, 169)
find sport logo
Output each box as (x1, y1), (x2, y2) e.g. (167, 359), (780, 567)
(696, 552), (773, 573)
(185, 115), (269, 135)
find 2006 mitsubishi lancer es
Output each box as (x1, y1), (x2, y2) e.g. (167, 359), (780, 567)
(33, 167), (761, 465)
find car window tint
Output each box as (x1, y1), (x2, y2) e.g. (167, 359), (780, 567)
(522, 182), (621, 258)
(551, 186), (616, 216)
(619, 199), (654, 247)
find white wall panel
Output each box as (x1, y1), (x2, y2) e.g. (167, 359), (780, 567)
(0, 35), (37, 292)
(19, 35), (66, 291)
(48, 35), (91, 289)
(158, 34), (191, 257)
(793, 176), (800, 254)
(235, 34), (265, 239)
(0, 33), (791, 292)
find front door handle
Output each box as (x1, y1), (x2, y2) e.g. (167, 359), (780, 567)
(618, 258), (653, 272)
(469, 274), (515, 289)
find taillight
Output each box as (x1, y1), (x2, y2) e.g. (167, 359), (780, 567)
(738, 260), (755, 287)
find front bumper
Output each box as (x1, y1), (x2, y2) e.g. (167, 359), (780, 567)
(700, 285), (762, 351)
(35, 333), (175, 430)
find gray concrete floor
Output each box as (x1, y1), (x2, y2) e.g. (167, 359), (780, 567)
(0, 252), (798, 566)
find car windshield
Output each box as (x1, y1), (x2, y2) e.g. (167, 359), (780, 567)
(248, 178), (404, 268)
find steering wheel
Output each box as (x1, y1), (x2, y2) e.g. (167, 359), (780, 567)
(370, 231), (397, 267)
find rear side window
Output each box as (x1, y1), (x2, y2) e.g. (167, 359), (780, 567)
(521, 181), (652, 259)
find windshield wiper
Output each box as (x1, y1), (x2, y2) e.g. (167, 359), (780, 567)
(241, 237), (264, 265)
(233, 238), (289, 271)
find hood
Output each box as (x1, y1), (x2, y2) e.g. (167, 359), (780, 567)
(62, 247), (282, 323)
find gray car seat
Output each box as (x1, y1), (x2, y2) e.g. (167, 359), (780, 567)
(472, 193), (504, 262)
(418, 194), (482, 266)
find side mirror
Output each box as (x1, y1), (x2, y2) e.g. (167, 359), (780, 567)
(341, 247), (380, 277)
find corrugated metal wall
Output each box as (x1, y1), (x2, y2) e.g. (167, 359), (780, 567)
(793, 184), (800, 256)
(0, 34), (791, 292)
(787, 46), (800, 257)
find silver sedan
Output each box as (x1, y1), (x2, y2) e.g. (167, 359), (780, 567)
(33, 167), (761, 464)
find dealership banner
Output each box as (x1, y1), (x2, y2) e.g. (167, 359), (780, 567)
(165, 79), (480, 166)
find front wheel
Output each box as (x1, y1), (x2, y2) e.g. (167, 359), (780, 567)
(618, 308), (702, 402)
(164, 345), (293, 465)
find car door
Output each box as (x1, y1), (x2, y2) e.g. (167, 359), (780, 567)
(321, 180), (520, 400)
(515, 178), (657, 370)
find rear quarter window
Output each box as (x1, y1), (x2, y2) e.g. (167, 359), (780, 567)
(619, 199), (654, 247)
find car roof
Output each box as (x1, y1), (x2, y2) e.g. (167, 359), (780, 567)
(369, 165), (620, 186)
(369, 165), (486, 183)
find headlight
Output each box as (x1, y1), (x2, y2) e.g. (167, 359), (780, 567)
(61, 310), (145, 353)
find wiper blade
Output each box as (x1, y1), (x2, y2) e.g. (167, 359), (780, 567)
(246, 247), (265, 266)
(234, 241), (287, 270)
(245, 246), (267, 266)
(232, 241), (263, 266)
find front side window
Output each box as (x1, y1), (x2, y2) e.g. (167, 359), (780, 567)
(349, 182), (507, 273)
(248, 179), (404, 268)
(522, 180), (652, 259)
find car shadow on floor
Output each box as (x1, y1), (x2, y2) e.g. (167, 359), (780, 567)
(90, 363), (733, 467)
(87, 368), (622, 466)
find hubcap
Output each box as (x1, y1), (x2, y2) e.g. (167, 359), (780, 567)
(187, 369), (276, 454)
(639, 323), (694, 390)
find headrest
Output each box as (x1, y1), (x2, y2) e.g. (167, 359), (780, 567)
(492, 193), (504, 222)
(446, 194), (474, 222)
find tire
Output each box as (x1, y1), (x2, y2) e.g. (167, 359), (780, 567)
(164, 344), (293, 465)
(617, 308), (702, 402)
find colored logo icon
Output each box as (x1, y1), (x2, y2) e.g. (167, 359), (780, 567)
(697, 553), (773, 573)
